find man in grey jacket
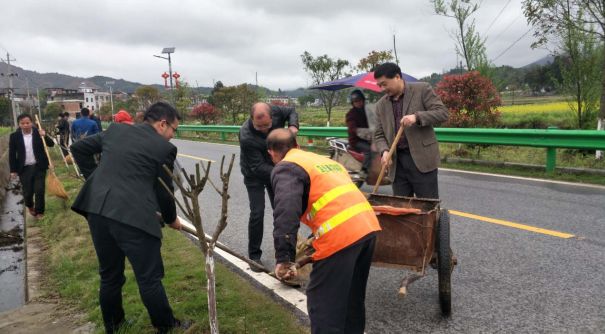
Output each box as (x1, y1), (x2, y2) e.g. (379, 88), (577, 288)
(71, 102), (189, 333)
(373, 62), (449, 199)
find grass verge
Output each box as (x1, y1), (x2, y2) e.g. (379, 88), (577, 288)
(36, 162), (308, 333)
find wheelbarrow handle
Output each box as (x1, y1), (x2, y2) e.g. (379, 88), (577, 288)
(372, 125), (405, 194)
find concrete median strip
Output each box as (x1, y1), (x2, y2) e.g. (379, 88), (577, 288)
(178, 216), (309, 317)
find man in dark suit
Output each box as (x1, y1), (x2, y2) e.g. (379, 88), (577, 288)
(9, 113), (55, 219)
(70, 102), (189, 333)
(374, 62), (449, 199)
(239, 102), (298, 271)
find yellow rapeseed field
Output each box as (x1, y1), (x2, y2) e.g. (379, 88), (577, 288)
(499, 102), (572, 115)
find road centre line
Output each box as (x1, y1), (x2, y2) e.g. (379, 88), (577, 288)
(449, 210), (575, 239)
(177, 153), (215, 162)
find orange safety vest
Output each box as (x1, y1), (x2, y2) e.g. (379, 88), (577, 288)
(282, 149), (381, 261)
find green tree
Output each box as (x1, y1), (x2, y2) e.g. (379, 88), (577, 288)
(524, 0), (605, 129)
(174, 82), (193, 119)
(0, 96), (11, 126)
(134, 85), (161, 110)
(44, 103), (64, 121)
(555, 13), (603, 128)
(357, 50), (395, 72)
(38, 90), (48, 110)
(301, 51), (350, 126)
(208, 81), (224, 106)
(297, 94), (316, 107)
(212, 84), (259, 124)
(99, 104), (113, 121)
(432, 0), (488, 71)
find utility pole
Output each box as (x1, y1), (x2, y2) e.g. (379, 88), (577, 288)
(393, 34), (399, 65)
(36, 88), (42, 122)
(106, 81), (115, 119)
(1, 52), (18, 128)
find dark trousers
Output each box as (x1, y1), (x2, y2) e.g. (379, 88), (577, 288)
(353, 140), (372, 172)
(245, 181), (275, 260)
(19, 165), (47, 214)
(87, 214), (176, 333)
(307, 233), (376, 334)
(59, 134), (69, 156)
(392, 149), (439, 199)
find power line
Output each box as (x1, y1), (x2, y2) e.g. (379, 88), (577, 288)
(492, 28), (532, 62)
(491, 14), (522, 42)
(485, 0), (512, 34)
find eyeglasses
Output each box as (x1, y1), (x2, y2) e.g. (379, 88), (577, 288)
(163, 120), (178, 132)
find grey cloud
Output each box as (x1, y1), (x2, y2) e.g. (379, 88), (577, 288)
(1, 0), (549, 90)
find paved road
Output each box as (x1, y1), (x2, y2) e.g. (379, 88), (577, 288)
(172, 139), (605, 333)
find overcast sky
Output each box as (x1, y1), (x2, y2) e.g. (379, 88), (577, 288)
(1, 0), (549, 90)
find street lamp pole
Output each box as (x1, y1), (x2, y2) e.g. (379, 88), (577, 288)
(153, 47), (176, 106)
(106, 81), (115, 119)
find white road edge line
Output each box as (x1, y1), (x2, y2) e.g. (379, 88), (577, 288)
(440, 167), (605, 190)
(178, 216), (309, 316)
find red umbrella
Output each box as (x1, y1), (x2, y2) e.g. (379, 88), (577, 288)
(309, 71), (418, 92)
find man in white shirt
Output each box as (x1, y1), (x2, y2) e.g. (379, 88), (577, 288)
(9, 113), (54, 219)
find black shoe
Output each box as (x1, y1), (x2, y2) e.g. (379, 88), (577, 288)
(156, 319), (193, 334)
(249, 259), (266, 273)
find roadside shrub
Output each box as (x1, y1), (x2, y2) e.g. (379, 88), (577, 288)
(191, 102), (221, 124)
(436, 71), (502, 128)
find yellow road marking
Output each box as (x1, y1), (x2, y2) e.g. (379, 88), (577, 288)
(449, 210), (575, 239)
(177, 153), (215, 163)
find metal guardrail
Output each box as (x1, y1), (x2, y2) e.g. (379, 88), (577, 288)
(176, 125), (605, 172)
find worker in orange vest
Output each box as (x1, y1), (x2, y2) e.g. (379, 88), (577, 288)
(267, 128), (381, 334)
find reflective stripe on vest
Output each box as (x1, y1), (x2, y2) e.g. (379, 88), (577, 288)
(309, 183), (359, 220)
(281, 148), (381, 260)
(314, 201), (374, 238)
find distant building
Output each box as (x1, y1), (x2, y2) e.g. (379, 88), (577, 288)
(265, 96), (294, 106)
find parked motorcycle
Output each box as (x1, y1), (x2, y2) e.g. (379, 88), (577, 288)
(328, 137), (391, 188)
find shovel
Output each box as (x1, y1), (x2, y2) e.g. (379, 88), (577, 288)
(372, 124), (405, 194)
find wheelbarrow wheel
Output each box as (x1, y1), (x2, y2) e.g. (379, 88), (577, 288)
(437, 208), (452, 316)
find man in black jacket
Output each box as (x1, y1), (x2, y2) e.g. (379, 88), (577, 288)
(9, 113), (55, 219)
(239, 102), (298, 270)
(71, 102), (189, 333)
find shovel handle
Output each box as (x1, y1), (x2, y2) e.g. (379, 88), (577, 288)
(372, 124), (405, 194)
(34, 115), (54, 169)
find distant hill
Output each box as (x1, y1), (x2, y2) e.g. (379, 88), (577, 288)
(0, 65), (208, 94)
(0, 64), (309, 97)
(522, 55), (555, 68)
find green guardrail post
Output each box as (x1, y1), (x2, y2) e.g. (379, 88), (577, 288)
(545, 126), (558, 173)
(546, 148), (556, 173)
(221, 132), (226, 141)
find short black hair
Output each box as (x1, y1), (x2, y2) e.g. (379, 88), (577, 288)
(63, 112), (70, 117)
(17, 113), (32, 122)
(374, 62), (402, 80)
(267, 128), (297, 156)
(80, 107), (90, 116)
(350, 89), (365, 102)
(143, 101), (181, 124)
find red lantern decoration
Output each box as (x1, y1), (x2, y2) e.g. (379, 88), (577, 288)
(172, 72), (181, 88)
(161, 72), (170, 88)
